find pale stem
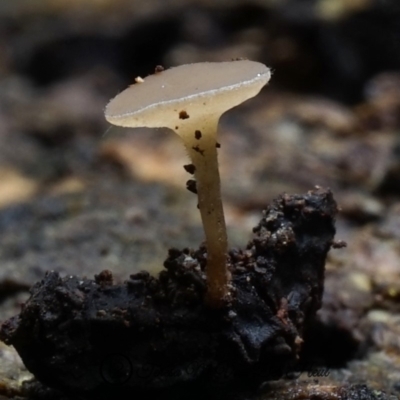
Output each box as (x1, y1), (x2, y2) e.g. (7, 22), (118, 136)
(180, 116), (230, 307)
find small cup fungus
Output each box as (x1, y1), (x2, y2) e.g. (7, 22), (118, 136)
(105, 60), (271, 306)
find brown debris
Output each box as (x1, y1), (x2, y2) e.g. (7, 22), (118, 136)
(183, 164), (196, 174)
(179, 110), (190, 119)
(195, 130), (202, 139)
(186, 179), (197, 194)
(192, 145), (204, 155)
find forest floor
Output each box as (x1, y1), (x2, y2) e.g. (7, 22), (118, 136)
(0, 1), (400, 399)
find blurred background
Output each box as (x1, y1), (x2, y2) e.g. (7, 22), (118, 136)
(1, 0), (400, 396)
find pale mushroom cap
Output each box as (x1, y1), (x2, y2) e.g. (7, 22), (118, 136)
(105, 60), (271, 129)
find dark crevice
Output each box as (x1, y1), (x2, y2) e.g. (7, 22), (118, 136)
(0, 281), (30, 304)
(299, 318), (361, 369)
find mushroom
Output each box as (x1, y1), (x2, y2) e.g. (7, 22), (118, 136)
(105, 60), (271, 307)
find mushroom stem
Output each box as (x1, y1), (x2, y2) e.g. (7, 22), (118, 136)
(180, 116), (229, 307)
(104, 61), (271, 308)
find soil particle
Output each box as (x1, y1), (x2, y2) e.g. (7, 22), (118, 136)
(179, 110), (189, 120)
(186, 179), (197, 194)
(94, 270), (113, 286)
(183, 164), (196, 174)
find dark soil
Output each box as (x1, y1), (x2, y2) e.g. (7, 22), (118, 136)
(1, 1), (400, 399)
(1, 189), (337, 399)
